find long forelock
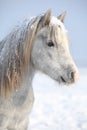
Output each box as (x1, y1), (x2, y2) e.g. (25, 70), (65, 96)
(50, 16), (67, 32)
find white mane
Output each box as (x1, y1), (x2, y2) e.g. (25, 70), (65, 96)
(50, 16), (67, 32)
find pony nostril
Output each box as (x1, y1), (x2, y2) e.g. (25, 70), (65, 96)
(70, 71), (79, 83)
(74, 72), (79, 83)
(71, 72), (74, 79)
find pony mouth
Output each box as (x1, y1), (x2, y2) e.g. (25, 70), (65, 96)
(60, 76), (71, 85)
(60, 76), (73, 85)
(60, 76), (66, 83)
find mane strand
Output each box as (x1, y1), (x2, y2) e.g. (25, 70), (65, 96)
(0, 16), (41, 97)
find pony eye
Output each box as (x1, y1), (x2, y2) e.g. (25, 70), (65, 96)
(47, 41), (54, 47)
(58, 25), (61, 28)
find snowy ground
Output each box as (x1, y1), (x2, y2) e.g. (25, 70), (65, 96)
(29, 68), (87, 130)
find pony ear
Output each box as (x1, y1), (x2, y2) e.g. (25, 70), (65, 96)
(42, 9), (52, 25)
(57, 11), (66, 23)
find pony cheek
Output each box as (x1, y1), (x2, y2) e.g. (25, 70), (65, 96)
(31, 48), (43, 69)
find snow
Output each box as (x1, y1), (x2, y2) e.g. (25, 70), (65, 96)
(29, 68), (87, 130)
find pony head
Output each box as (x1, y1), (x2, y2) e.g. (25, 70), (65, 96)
(31, 9), (79, 85)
